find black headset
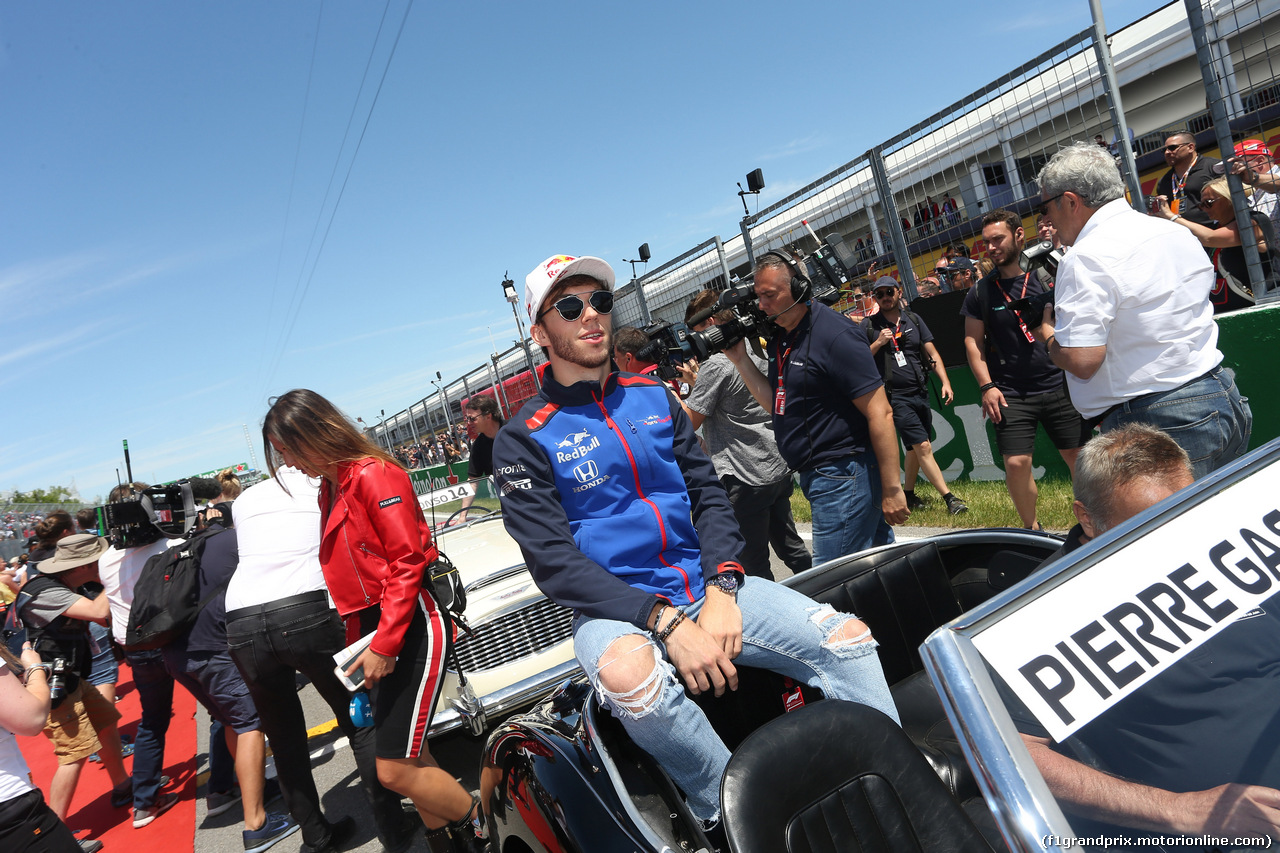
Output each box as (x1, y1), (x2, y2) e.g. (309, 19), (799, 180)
(757, 250), (812, 304)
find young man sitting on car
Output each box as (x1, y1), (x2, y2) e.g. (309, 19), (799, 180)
(492, 254), (901, 836)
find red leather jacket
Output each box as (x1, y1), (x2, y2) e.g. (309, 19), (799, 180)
(319, 458), (438, 658)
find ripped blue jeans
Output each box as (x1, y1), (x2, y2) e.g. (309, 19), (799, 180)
(572, 576), (900, 822)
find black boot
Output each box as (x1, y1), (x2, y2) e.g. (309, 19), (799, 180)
(444, 794), (486, 853)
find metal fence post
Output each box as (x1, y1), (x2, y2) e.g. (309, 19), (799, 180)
(1184, 0), (1268, 299)
(489, 356), (511, 419)
(714, 236), (733, 291)
(867, 148), (917, 299)
(1090, 0), (1144, 211)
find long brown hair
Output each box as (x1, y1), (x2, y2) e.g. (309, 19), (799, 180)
(262, 389), (400, 481)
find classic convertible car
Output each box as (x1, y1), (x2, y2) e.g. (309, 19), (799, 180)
(477, 526), (1064, 852)
(428, 509), (579, 738)
(477, 439), (1280, 853)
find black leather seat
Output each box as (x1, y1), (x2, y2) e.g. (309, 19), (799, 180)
(720, 700), (996, 853)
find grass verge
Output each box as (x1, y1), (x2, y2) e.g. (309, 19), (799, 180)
(790, 476), (1076, 531)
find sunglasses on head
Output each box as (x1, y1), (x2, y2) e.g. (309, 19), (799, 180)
(539, 289), (614, 322)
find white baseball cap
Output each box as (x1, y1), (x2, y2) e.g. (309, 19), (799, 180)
(525, 255), (616, 325)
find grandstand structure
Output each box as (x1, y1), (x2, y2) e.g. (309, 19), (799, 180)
(372, 0), (1280, 452)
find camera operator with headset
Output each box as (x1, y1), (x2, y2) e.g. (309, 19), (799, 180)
(14, 533), (132, 837)
(1031, 141), (1251, 479)
(726, 251), (909, 566)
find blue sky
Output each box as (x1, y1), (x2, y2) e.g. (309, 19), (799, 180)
(2, 0), (1162, 502)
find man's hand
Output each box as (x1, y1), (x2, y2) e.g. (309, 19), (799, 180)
(1169, 784), (1280, 838)
(673, 358), (699, 388)
(981, 386), (1008, 423)
(696, 587), (742, 659)
(869, 327), (893, 353)
(1032, 305), (1055, 342)
(940, 381), (954, 405)
(663, 616), (738, 696)
(723, 337), (748, 365)
(882, 484), (910, 525)
(348, 647), (396, 687)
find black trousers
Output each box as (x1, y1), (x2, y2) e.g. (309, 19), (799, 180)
(721, 474), (812, 579)
(226, 593), (413, 849)
(0, 788), (80, 853)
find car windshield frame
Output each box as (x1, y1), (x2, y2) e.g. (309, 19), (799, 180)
(922, 437), (1280, 853)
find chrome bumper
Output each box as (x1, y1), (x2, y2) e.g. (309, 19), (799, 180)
(428, 658), (583, 738)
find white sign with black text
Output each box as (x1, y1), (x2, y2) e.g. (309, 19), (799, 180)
(417, 481), (475, 510)
(973, 467), (1280, 742)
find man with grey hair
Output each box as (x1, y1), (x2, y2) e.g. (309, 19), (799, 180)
(1033, 141), (1251, 479)
(1038, 423), (1194, 565)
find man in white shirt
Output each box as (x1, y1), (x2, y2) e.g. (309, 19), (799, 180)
(225, 468), (418, 853)
(1033, 141), (1252, 479)
(97, 483), (183, 824)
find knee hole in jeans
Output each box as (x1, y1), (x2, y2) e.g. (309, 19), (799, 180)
(807, 604), (874, 654)
(594, 636), (667, 720)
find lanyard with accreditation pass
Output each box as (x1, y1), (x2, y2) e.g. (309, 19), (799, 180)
(1001, 273), (1036, 344)
(888, 315), (908, 367)
(774, 342), (794, 415)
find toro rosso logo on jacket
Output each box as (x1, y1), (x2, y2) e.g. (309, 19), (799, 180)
(555, 430), (600, 463)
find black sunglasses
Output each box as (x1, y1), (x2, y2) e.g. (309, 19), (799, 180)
(539, 289), (614, 322)
(1034, 192), (1065, 216)
(873, 289), (897, 297)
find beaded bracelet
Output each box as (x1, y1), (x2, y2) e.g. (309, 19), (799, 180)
(650, 604), (669, 636)
(656, 609), (687, 643)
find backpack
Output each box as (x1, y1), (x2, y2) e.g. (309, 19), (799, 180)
(123, 528), (227, 651)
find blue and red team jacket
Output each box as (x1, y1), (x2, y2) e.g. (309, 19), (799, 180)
(493, 371), (746, 630)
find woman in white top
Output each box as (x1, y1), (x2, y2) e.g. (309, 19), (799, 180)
(0, 642), (86, 852)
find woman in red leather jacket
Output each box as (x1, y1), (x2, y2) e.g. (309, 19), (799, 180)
(262, 389), (482, 853)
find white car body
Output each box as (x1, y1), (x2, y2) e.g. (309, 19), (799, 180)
(427, 512), (579, 737)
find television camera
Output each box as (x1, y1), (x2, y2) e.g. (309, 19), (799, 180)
(97, 481), (198, 549)
(637, 237), (852, 380)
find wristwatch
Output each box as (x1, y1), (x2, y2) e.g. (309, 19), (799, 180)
(707, 571), (742, 598)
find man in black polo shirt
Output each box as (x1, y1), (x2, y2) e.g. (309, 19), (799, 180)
(861, 278), (967, 516)
(962, 209), (1090, 530)
(448, 395), (503, 526)
(1152, 131), (1219, 228)
(727, 253), (908, 566)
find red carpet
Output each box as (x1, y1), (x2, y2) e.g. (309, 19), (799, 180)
(18, 660), (198, 851)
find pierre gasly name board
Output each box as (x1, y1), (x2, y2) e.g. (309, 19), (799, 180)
(974, 465), (1280, 742)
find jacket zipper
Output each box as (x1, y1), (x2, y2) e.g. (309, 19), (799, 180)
(336, 484), (372, 606)
(592, 387), (694, 601)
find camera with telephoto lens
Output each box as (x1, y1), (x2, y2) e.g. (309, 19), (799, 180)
(48, 658), (68, 701)
(97, 482), (198, 549)
(638, 240), (853, 379)
(636, 281), (775, 381)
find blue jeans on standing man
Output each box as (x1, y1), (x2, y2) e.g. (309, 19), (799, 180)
(1101, 365), (1252, 480)
(572, 575), (900, 822)
(798, 451), (894, 567)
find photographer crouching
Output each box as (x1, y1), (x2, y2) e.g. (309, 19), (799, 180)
(15, 534), (132, 828)
(1033, 141), (1252, 479)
